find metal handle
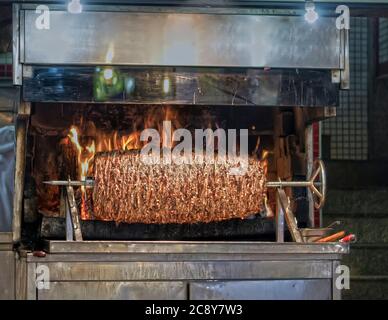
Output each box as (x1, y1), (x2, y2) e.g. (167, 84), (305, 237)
(309, 159), (326, 210)
(266, 160), (327, 210)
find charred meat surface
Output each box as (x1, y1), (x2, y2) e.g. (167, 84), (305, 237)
(93, 151), (267, 224)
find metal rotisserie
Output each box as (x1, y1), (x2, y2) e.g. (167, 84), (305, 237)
(0, 4), (354, 302)
(92, 150), (267, 224)
(13, 6), (347, 241)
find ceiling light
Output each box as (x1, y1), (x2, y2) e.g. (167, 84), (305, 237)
(68, 0), (82, 14)
(305, 1), (319, 24)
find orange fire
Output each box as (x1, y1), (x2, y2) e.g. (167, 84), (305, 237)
(68, 127), (97, 219)
(68, 126), (145, 219)
(94, 130), (141, 153)
(67, 107), (182, 219)
(68, 127), (96, 181)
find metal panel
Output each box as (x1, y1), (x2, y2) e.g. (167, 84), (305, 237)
(12, 4), (22, 85)
(15, 254), (27, 300)
(37, 260), (332, 281)
(0, 87), (19, 113)
(23, 11), (340, 69)
(12, 116), (27, 242)
(0, 126), (15, 233)
(14, 0), (388, 6)
(26, 262), (37, 300)
(0, 232), (13, 244)
(37, 281), (187, 300)
(44, 240), (349, 255)
(22, 66), (339, 107)
(0, 251), (15, 300)
(28, 252), (345, 263)
(190, 280), (332, 300)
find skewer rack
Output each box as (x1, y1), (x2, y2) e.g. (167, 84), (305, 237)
(44, 160), (326, 243)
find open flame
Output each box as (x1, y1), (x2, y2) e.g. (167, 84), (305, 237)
(68, 127), (145, 219)
(66, 107), (182, 218)
(68, 127), (96, 219)
(65, 106), (273, 220)
(68, 127), (96, 182)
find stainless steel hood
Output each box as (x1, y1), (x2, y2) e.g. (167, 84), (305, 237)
(22, 11), (341, 69)
(13, 5), (348, 105)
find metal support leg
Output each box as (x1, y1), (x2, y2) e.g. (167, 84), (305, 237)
(276, 191), (285, 243)
(64, 189), (74, 241)
(64, 185), (83, 241)
(277, 189), (304, 243)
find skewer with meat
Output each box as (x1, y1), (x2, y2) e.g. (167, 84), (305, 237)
(92, 150), (267, 224)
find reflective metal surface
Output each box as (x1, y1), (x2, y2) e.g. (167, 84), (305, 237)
(0, 126), (15, 232)
(0, 251), (15, 300)
(23, 11), (340, 69)
(12, 4), (22, 85)
(38, 281), (187, 300)
(22, 66), (339, 107)
(0, 87), (19, 113)
(34, 260), (332, 281)
(0, 234), (14, 300)
(43, 240), (349, 254)
(0, 233), (12, 243)
(190, 280), (331, 300)
(21, 241), (348, 300)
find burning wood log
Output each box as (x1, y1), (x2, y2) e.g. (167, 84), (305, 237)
(92, 150), (267, 224)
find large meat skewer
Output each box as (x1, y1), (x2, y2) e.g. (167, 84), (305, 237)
(44, 154), (325, 224)
(92, 150), (267, 224)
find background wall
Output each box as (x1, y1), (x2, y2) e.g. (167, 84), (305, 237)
(322, 15), (388, 300)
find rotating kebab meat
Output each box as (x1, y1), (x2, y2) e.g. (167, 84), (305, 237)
(44, 147), (326, 233)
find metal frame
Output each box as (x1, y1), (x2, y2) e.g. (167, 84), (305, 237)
(64, 184), (83, 241)
(7, 2), (350, 300)
(0, 233), (15, 299)
(42, 240), (349, 254)
(10, 3), (349, 96)
(12, 101), (29, 243)
(5, 0), (388, 6)
(21, 10), (341, 68)
(19, 241), (348, 300)
(340, 28), (351, 89)
(12, 3), (21, 86)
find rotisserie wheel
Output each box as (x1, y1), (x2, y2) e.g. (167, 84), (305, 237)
(92, 150), (267, 224)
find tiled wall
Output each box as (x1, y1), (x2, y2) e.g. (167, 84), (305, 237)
(322, 18), (369, 160)
(379, 18), (388, 64)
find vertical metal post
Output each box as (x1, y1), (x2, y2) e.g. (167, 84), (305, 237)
(340, 28), (350, 90)
(318, 122), (323, 227)
(12, 102), (30, 243)
(276, 191), (284, 243)
(305, 124), (315, 228)
(277, 189), (304, 243)
(64, 189), (74, 241)
(65, 185), (83, 241)
(12, 3), (22, 86)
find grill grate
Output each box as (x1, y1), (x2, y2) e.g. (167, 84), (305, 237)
(322, 17), (368, 160)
